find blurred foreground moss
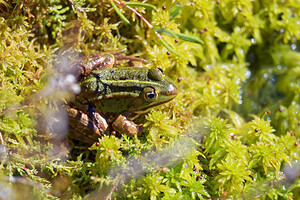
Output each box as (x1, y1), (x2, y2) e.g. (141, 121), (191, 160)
(0, 0), (300, 199)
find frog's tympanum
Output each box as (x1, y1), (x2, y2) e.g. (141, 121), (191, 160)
(66, 53), (178, 145)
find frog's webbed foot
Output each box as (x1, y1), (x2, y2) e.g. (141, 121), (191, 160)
(108, 49), (148, 67)
(112, 114), (143, 137)
(114, 54), (148, 66)
(65, 104), (108, 145)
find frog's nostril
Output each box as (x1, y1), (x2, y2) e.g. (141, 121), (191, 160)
(166, 84), (178, 96)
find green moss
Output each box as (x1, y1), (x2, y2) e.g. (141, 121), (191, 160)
(0, 0), (300, 199)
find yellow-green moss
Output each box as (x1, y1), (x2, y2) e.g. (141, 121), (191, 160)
(0, 0), (300, 199)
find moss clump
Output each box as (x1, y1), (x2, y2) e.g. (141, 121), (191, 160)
(0, 0), (300, 199)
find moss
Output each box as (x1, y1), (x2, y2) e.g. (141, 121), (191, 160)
(0, 0), (300, 199)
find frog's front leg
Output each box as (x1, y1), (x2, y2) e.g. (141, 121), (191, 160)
(112, 115), (143, 137)
(66, 104), (109, 145)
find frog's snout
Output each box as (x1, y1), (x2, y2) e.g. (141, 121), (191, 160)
(164, 83), (178, 97)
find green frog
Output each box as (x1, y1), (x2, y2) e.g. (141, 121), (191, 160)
(66, 53), (178, 145)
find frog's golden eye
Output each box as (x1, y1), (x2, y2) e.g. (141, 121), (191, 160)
(148, 68), (163, 81)
(143, 87), (158, 101)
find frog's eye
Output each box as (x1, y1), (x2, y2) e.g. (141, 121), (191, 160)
(143, 87), (158, 101)
(148, 68), (163, 81)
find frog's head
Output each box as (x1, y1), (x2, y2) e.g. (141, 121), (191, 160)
(132, 68), (178, 113)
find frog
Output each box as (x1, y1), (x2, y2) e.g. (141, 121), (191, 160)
(66, 52), (178, 145)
